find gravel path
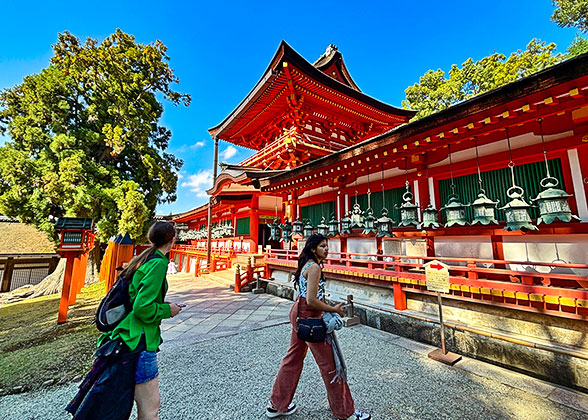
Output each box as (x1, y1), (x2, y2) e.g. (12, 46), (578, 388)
(1, 322), (586, 420)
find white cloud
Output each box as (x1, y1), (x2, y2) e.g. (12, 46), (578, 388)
(190, 141), (205, 149)
(220, 145), (237, 160)
(180, 170), (213, 198)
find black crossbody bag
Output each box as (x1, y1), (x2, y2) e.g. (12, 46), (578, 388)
(296, 269), (327, 343)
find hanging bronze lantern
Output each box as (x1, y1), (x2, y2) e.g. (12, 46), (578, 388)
(396, 190), (420, 227)
(533, 177), (580, 224)
(362, 208), (378, 235)
(376, 207), (394, 237)
(280, 218), (292, 243)
(532, 120), (580, 224)
(500, 186), (538, 231)
(303, 220), (315, 239)
(292, 217), (304, 237)
(471, 190), (499, 225)
(441, 194), (468, 227)
(501, 128), (537, 232)
(470, 138), (499, 226)
(421, 204), (440, 229)
(349, 202), (365, 229)
(340, 211), (352, 234)
(317, 216), (329, 236)
(268, 217), (281, 241)
(328, 214), (339, 237)
(441, 144), (468, 227)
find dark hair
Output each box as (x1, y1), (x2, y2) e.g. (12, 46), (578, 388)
(120, 221), (176, 280)
(292, 233), (327, 290)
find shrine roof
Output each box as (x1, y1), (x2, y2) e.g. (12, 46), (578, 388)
(261, 52), (588, 190)
(208, 41), (415, 149)
(207, 164), (286, 195)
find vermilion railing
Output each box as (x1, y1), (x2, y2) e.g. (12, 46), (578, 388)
(234, 263), (266, 293)
(265, 249), (588, 320)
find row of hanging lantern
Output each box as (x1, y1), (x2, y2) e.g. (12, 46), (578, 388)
(266, 119), (579, 240)
(177, 220), (235, 242)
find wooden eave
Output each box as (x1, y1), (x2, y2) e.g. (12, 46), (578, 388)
(208, 41), (415, 148)
(261, 52), (588, 192)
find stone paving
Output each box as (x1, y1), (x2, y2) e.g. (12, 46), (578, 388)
(1, 272), (588, 419)
(160, 274), (293, 347)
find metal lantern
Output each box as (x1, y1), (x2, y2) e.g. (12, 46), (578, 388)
(340, 211), (352, 234)
(303, 220), (315, 239)
(421, 204), (440, 229)
(396, 190), (420, 227)
(362, 208), (378, 235)
(471, 190), (499, 225)
(268, 218), (281, 241)
(317, 216), (329, 236)
(532, 177), (580, 225)
(376, 208), (394, 237)
(532, 118), (580, 225)
(441, 194), (468, 227)
(292, 217), (304, 237)
(349, 202), (364, 229)
(280, 218), (292, 243)
(500, 186), (538, 231)
(328, 215), (339, 237)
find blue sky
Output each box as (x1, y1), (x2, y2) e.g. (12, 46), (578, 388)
(0, 1), (579, 215)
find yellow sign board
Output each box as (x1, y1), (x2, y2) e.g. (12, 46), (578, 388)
(425, 260), (450, 293)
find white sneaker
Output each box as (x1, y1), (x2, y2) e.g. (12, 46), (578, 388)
(338, 410), (371, 420)
(266, 401), (297, 418)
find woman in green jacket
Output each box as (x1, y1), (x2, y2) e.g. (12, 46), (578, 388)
(103, 221), (183, 420)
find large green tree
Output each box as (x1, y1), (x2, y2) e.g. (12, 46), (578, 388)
(402, 39), (562, 120)
(552, 0), (588, 57)
(552, 0), (588, 32)
(0, 29), (190, 242)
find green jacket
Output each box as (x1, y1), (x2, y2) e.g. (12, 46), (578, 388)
(100, 250), (172, 351)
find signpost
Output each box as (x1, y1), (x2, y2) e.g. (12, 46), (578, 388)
(425, 260), (462, 365)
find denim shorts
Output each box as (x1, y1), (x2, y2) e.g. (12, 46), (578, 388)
(135, 350), (159, 384)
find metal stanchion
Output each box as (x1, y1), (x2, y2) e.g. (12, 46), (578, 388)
(343, 294), (360, 327)
(252, 273), (265, 294)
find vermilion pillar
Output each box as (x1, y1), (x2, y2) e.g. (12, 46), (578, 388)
(250, 195), (259, 250)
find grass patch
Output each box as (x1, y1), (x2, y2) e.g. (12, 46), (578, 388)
(0, 282), (107, 392)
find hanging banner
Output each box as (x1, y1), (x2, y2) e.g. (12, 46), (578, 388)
(425, 260), (450, 293)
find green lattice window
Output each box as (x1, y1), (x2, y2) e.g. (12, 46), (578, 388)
(438, 158), (566, 223)
(300, 201), (335, 226)
(355, 186), (406, 223)
(235, 216), (250, 235)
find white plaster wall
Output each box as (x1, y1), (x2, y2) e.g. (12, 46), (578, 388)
(259, 195), (283, 211)
(327, 238), (341, 257)
(503, 234), (588, 275)
(347, 238), (377, 259)
(434, 236), (493, 267)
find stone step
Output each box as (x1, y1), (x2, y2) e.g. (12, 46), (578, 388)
(234, 253), (265, 267)
(201, 270), (236, 289)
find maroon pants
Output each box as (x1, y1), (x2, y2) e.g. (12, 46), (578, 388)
(269, 298), (355, 419)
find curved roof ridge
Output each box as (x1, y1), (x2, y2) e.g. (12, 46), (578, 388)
(313, 44), (361, 91)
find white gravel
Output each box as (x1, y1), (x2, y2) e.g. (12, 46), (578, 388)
(1, 323), (585, 420)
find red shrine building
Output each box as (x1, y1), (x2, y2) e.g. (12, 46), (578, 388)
(173, 42), (588, 390)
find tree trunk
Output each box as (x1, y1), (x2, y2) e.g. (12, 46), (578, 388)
(28, 253), (100, 299)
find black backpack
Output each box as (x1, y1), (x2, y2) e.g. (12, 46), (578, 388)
(95, 253), (164, 332)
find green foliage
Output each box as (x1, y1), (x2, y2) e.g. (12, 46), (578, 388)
(552, 0), (588, 32)
(0, 30), (190, 241)
(567, 34), (588, 57)
(402, 39), (562, 120)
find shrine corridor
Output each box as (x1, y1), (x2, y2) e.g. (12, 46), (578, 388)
(1, 273), (587, 420)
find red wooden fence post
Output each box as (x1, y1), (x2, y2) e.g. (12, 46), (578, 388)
(57, 254), (76, 323)
(234, 265), (241, 293)
(393, 282), (407, 311)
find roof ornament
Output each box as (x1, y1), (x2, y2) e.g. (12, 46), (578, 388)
(314, 44), (339, 66)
